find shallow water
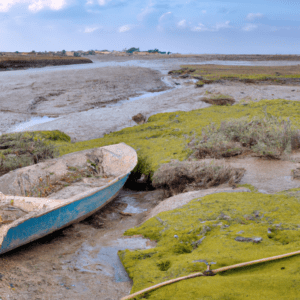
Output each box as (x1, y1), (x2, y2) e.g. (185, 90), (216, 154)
(68, 236), (152, 283)
(7, 115), (58, 133)
(122, 196), (148, 214)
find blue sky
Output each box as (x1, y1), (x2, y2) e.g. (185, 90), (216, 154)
(1, 0), (300, 54)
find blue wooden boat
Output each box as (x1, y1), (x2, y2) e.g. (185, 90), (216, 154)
(0, 143), (137, 255)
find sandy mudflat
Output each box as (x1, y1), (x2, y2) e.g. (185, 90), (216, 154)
(20, 80), (300, 142)
(0, 65), (167, 134)
(1, 55), (300, 140)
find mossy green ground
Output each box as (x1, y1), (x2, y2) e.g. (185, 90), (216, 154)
(50, 99), (300, 179)
(119, 190), (300, 299)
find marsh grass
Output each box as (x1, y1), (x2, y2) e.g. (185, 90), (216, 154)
(0, 131), (68, 176)
(195, 80), (204, 87)
(0, 56), (91, 62)
(152, 159), (245, 196)
(192, 110), (300, 159)
(177, 64), (300, 83)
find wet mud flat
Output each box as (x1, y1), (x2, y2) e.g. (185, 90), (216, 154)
(0, 65), (168, 134)
(0, 188), (164, 300)
(0, 56), (92, 71)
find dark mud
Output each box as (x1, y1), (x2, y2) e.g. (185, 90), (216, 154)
(0, 188), (164, 300)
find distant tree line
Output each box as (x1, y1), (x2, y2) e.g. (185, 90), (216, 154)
(125, 47), (171, 54)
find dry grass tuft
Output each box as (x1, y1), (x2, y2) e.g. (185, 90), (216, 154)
(0, 132), (60, 176)
(201, 92), (235, 106)
(152, 159), (245, 196)
(192, 111), (300, 160)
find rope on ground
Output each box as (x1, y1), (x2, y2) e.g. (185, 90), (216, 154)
(120, 249), (300, 300)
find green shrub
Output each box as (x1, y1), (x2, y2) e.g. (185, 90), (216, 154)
(193, 110), (300, 159)
(0, 131), (66, 176)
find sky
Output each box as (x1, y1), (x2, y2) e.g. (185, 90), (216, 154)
(1, 0), (300, 54)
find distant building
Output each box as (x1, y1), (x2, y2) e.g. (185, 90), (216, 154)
(65, 51), (74, 56)
(95, 50), (111, 54)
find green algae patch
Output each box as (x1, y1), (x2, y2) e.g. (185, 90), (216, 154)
(49, 100), (300, 179)
(119, 192), (300, 299)
(237, 184), (258, 193)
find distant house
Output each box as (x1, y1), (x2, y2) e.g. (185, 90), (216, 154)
(65, 51), (75, 56)
(95, 51), (111, 54)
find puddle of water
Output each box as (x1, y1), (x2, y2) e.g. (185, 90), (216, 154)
(7, 116), (59, 133)
(122, 196), (148, 214)
(69, 236), (152, 283)
(227, 156), (300, 193)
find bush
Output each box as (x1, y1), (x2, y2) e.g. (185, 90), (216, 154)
(152, 159), (245, 196)
(201, 93), (235, 105)
(192, 110), (300, 159)
(195, 80), (204, 88)
(0, 132), (60, 176)
(74, 52), (81, 57)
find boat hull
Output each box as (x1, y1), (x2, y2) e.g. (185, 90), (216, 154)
(0, 173), (129, 255)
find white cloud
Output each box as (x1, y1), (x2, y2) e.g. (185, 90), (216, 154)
(201, 10), (206, 14)
(137, 1), (154, 21)
(246, 13), (263, 21)
(192, 23), (208, 32)
(242, 23), (258, 31)
(86, 0), (93, 4)
(159, 11), (171, 22)
(0, 0), (67, 12)
(29, 0), (66, 12)
(192, 21), (231, 32)
(214, 20), (231, 30)
(118, 24), (134, 33)
(177, 19), (186, 28)
(0, 0), (16, 12)
(84, 26), (100, 33)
